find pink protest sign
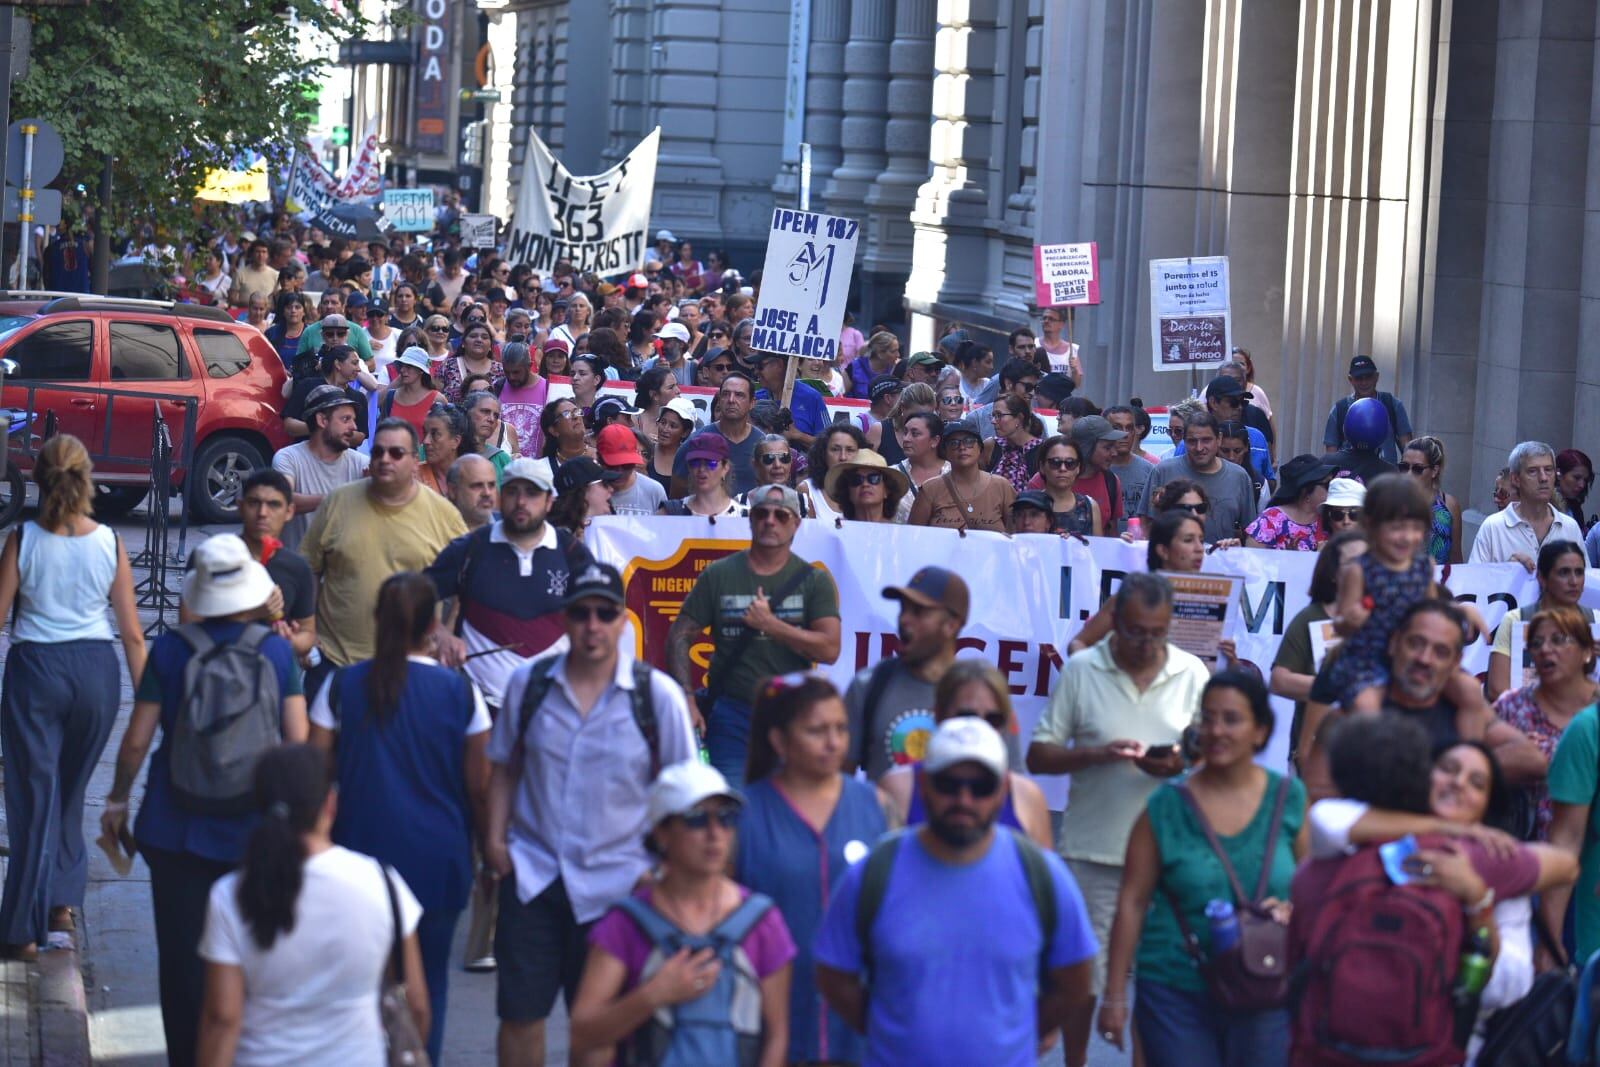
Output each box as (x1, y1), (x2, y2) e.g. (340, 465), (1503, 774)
(1032, 242), (1101, 307)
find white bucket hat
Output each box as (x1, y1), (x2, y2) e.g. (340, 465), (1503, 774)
(183, 534), (276, 619)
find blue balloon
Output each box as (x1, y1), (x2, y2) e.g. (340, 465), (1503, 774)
(1344, 396), (1390, 448)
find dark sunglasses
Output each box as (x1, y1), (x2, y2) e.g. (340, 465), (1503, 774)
(678, 808), (739, 831)
(928, 770), (1001, 799)
(564, 604), (621, 624)
(372, 445), (410, 461)
(710, 330), (730, 339)
(750, 506), (794, 523)
(843, 472), (885, 490)
(687, 457), (722, 471)
(426, 325), (449, 333)
(950, 709), (1008, 733)
(938, 394), (963, 405)
(757, 452), (792, 465)
(1045, 457), (1080, 471)
(1177, 501), (1210, 515)
(1398, 463), (1432, 475)
(1325, 507), (1363, 522)
(324, 327), (349, 335)
(1019, 381), (1039, 394)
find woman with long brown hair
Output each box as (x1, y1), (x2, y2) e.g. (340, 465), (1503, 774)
(0, 434), (146, 959)
(309, 572), (490, 1065)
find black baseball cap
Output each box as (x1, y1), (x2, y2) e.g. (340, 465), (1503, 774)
(869, 374), (904, 402)
(1348, 355), (1378, 376)
(1012, 489), (1052, 514)
(561, 561), (625, 607)
(554, 456), (622, 495)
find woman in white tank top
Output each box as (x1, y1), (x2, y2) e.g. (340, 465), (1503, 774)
(0, 434), (145, 959)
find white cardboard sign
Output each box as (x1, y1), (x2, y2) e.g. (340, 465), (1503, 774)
(1150, 256), (1231, 372)
(751, 207), (859, 362)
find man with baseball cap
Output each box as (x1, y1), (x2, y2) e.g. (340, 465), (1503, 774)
(486, 559), (696, 1063)
(751, 349), (828, 446)
(845, 567), (970, 781)
(596, 424), (666, 516)
(1322, 354), (1412, 462)
(1203, 375), (1275, 483)
(903, 350), (945, 387)
(815, 717), (1096, 1066)
(282, 343), (369, 444)
(270, 383), (369, 550)
(648, 321), (696, 386)
(670, 483), (841, 785)
(424, 455), (587, 704)
(296, 290), (374, 367)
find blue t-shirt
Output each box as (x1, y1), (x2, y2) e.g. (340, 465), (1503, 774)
(735, 776), (886, 1064)
(813, 830), (1097, 1067)
(133, 621), (303, 863)
(758, 380), (829, 437)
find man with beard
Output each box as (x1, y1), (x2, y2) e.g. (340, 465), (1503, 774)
(815, 717), (1096, 1065)
(427, 457), (592, 712)
(844, 567), (968, 781)
(1027, 573), (1206, 1067)
(270, 385), (369, 551)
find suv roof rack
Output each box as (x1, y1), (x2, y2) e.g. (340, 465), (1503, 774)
(36, 296), (236, 323)
(0, 290), (83, 301)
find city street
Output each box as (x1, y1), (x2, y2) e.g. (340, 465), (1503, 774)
(11, 509), (1123, 1066)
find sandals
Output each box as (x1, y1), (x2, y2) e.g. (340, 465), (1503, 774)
(48, 907), (74, 934)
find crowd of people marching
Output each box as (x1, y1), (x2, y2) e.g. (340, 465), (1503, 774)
(3, 214), (1600, 1067)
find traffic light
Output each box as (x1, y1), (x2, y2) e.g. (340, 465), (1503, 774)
(460, 120), (486, 168)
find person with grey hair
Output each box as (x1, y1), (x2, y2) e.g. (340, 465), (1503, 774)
(1469, 440), (1581, 570)
(446, 453), (499, 531)
(1026, 570), (1210, 1067)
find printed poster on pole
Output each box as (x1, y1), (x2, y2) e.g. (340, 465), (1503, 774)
(751, 207), (859, 362)
(1033, 242), (1100, 307)
(460, 213), (498, 249)
(1149, 256), (1231, 372)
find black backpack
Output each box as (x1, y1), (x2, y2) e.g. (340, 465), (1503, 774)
(514, 656), (661, 776)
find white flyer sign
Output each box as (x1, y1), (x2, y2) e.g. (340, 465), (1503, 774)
(751, 207), (859, 362)
(506, 127), (660, 277)
(382, 189), (436, 233)
(1033, 242), (1101, 307)
(460, 213), (498, 249)
(1150, 256), (1231, 372)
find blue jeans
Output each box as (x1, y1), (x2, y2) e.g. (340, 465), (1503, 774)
(706, 697), (753, 788)
(416, 907), (460, 1065)
(1134, 977), (1290, 1067)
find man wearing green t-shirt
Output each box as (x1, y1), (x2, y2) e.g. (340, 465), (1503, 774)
(669, 483), (841, 787)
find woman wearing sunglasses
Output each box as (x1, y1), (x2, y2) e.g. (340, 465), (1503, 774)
(418, 315), (453, 363)
(935, 386), (966, 427)
(539, 398), (593, 466)
(878, 661), (1051, 846)
(1098, 671), (1307, 1064)
(571, 761), (795, 1067)
(1038, 436), (1102, 536)
(735, 674), (886, 1066)
(827, 450), (910, 524)
(738, 435), (814, 516)
(1399, 435), (1463, 564)
(1318, 477), (1366, 537)
(663, 433), (744, 518)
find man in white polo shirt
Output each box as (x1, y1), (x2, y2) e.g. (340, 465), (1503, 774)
(1026, 572), (1209, 1067)
(1469, 440), (1582, 571)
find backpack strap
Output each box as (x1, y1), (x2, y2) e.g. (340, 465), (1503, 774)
(233, 623), (272, 653)
(855, 830), (908, 982)
(629, 660), (661, 777)
(1173, 776), (1290, 907)
(326, 666), (346, 726)
(856, 659), (900, 772)
(512, 657), (561, 761)
(450, 525), (496, 635)
(613, 894), (681, 948)
(176, 621), (216, 656)
(1010, 830), (1059, 988)
(377, 860), (406, 986)
(703, 561), (814, 707)
(712, 893), (774, 949)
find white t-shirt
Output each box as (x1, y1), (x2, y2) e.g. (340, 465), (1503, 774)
(271, 443), (370, 551)
(199, 846), (423, 1067)
(369, 330), (398, 375)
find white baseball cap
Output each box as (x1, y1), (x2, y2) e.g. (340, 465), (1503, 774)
(183, 534), (276, 619)
(662, 397), (699, 426)
(1325, 477), (1367, 508)
(923, 717), (1008, 779)
(656, 322), (690, 343)
(646, 761), (743, 830)
(502, 456), (555, 493)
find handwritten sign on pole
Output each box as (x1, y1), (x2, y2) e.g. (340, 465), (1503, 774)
(751, 207), (859, 363)
(1033, 242), (1100, 307)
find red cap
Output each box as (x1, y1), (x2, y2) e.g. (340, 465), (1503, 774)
(596, 424), (645, 467)
(627, 272), (650, 290)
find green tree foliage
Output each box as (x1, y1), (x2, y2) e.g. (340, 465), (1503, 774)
(13, 0), (371, 233)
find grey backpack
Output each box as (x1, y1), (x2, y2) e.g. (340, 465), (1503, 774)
(170, 623), (282, 816)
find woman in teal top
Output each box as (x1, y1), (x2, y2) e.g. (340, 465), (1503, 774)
(1098, 670), (1308, 1067)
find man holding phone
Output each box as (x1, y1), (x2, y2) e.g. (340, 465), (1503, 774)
(1026, 572), (1210, 1067)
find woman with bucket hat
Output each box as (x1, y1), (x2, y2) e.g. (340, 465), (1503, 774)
(1246, 454), (1336, 551)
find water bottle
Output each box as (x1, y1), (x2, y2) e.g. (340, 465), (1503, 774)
(1126, 516), (1143, 539)
(1456, 926), (1492, 996)
(1205, 899), (1239, 952)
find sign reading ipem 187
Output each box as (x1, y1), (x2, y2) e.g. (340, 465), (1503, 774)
(752, 208), (859, 362)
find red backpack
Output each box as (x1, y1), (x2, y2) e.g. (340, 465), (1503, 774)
(1291, 847), (1464, 1066)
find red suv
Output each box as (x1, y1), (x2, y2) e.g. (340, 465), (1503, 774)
(0, 295), (289, 524)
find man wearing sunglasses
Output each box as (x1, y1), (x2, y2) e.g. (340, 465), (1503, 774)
(295, 291), (374, 368)
(1027, 573), (1207, 1067)
(972, 359), (1041, 441)
(816, 717), (1096, 1066)
(487, 561), (697, 1066)
(670, 484), (841, 785)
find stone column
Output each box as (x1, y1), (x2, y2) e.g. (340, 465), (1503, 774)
(859, 0), (935, 324)
(607, 0), (650, 163)
(798, 0), (852, 191)
(822, 0), (893, 224)
(1577, 29), (1600, 467)
(647, 0), (726, 242)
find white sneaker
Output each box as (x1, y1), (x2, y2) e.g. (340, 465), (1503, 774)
(464, 955), (496, 973)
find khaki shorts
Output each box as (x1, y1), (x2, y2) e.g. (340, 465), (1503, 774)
(1065, 858), (1123, 998)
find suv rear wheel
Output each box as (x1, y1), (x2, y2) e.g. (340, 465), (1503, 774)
(190, 434), (266, 525)
(0, 464), (24, 528)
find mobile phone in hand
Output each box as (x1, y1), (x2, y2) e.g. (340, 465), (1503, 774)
(1145, 744), (1176, 760)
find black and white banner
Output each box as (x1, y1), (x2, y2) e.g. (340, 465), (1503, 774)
(505, 128), (660, 277)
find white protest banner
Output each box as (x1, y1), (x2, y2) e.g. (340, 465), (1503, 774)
(583, 517), (1552, 806)
(286, 147), (378, 217)
(751, 207), (859, 362)
(383, 189), (436, 233)
(460, 213), (498, 249)
(1033, 242), (1101, 307)
(1150, 256), (1231, 372)
(334, 127), (385, 201)
(505, 127), (659, 277)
